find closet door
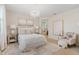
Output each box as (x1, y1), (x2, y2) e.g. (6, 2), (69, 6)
(0, 5), (3, 35)
(0, 5), (7, 51)
(53, 16), (64, 36)
(54, 20), (62, 35)
(0, 5), (3, 50)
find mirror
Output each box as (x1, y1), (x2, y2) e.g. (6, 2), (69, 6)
(41, 18), (48, 35)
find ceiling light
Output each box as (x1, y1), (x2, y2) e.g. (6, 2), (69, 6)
(30, 10), (40, 17)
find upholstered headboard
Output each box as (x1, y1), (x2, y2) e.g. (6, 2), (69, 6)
(18, 19), (41, 34)
(18, 25), (35, 34)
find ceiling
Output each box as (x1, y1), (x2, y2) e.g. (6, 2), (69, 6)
(6, 4), (79, 17)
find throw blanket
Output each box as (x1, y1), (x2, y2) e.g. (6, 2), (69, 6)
(18, 34), (47, 52)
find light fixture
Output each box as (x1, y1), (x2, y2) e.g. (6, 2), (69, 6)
(30, 10), (40, 17)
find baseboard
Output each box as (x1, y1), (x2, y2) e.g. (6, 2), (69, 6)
(48, 35), (58, 40)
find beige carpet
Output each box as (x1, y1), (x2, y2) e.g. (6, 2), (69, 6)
(2, 42), (61, 55)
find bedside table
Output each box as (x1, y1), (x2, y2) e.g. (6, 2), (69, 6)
(7, 25), (17, 44)
(8, 34), (17, 44)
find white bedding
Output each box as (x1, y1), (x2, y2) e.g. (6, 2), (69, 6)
(18, 34), (47, 52)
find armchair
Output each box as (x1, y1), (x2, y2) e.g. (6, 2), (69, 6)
(66, 32), (76, 45)
(58, 32), (77, 48)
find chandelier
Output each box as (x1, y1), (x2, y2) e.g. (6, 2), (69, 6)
(30, 10), (40, 17)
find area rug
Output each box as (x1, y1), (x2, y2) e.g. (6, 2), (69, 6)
(2, 42), (61, 55)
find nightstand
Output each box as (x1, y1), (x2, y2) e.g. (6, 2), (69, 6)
(7, 25), (17, 44)
(8, 33), (17, 44)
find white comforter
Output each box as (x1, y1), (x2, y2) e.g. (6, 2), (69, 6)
(18, 34), (47, 52)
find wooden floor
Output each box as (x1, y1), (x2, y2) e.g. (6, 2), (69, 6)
(47, 36), (79, 55)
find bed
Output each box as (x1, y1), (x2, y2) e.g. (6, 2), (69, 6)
(18, 22), (47, 52)
(18, 34), (47, 52)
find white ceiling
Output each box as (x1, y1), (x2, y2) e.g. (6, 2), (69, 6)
(6, 4), (79, 17)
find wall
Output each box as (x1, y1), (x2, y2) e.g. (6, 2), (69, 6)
(57, 8), (79, 33)
(62, 8), (79, 33)
(48, 8), (79, 40)
(6, 10), (43, 26)
(6, 10), (27, 26)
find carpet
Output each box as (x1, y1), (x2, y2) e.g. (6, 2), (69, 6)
(2, 42), (61, 55)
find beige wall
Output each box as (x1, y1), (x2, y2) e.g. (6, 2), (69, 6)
(57, 8), (79, 33)
(48, 8), (79, 40)
(62, 8), (79, 33)
(6, 10), (27, 26)
(6, 10), (43, 26)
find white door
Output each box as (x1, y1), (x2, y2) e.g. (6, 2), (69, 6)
(54, 20), (62, 35)
(0, 5), (7, 51)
